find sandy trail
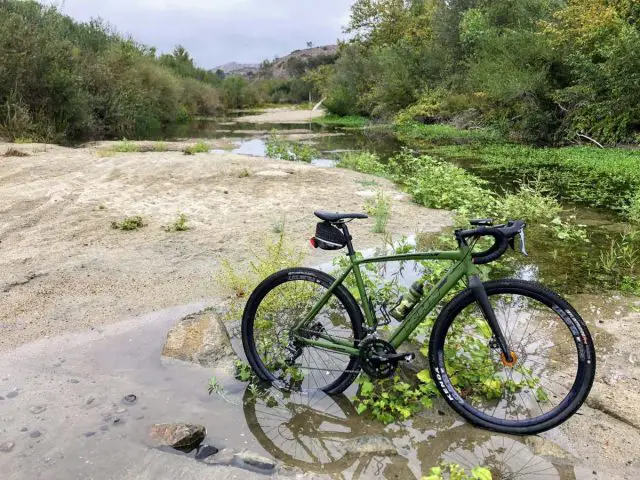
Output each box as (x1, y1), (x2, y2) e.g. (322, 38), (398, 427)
(235, 108), (324, 124)
(0, 142), (451, 351)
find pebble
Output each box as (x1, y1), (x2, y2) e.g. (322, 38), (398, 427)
(0, 442), (15, 453)
(122, 394), (137, 405)
(134, 414), (144, 421)
(20, 427), (28, 432)
(235, 451), (276, 471)
(29, 405), (47, 415)
(29, 430), (42, 439)
(84, 396), (96, 407)
(195, 444), (219, 460)
(68, 379), (80, 384)
(84, 432), (96, 438)
(6, 390), (18, 399)
(115, 408), (126, 414)
(100, 425), (109, 432)
(112, 417), (125, 426)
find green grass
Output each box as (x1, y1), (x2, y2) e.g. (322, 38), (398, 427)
(183, 142), (210, 155)
(336, 151), (386, 175)
(13, 137), (35, 144)
(110, 140), (141, 153)
(428, 143), (640, 216)
(164, 213), (189, 232)
(153, 142), (169, 152)
(313, 115), (369, 128)
(395, 121), (501, 146)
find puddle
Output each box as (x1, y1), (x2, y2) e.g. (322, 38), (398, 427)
(0, 299), (586, 479)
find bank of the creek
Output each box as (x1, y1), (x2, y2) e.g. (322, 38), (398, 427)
(0, 108), (638, 479)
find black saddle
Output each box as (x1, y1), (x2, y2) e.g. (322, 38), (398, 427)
(314, 211), (368, 223)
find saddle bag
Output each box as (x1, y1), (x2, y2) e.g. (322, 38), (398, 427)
(312, 221), (347, 250)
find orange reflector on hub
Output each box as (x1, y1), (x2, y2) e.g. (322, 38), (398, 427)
(309, 237), (318, 248)
(500, 351), (518, 367)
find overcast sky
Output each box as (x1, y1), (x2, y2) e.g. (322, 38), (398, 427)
(50, 0), (352, 68)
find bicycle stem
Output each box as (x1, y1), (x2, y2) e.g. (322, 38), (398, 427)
(468, 275), (514, 362)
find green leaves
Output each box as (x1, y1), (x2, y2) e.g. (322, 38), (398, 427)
(417, 369), (431, 383)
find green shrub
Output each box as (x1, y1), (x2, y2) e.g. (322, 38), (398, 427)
(265, 131), (318, 162)
(153, 142), (168, 152)
(111, 216), (145, 231)
(336, 151), (385, 175)
(110, 140), (140, 153)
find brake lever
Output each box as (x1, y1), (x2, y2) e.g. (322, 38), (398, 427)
(519, 229), (528, 256)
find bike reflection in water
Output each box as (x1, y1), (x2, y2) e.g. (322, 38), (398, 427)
(242, 387), (577, 479)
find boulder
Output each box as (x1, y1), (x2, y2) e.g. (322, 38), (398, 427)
(234, 450), (277, 471)
(149, 423), (206, 452)
(162, 309), (236, 369)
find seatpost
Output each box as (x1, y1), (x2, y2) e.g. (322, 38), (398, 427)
(340, 223), (356, 256)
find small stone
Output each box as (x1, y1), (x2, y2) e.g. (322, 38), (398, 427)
(29, 430), (42, 439)
(0, 442), (15, 453)
(20, 427), (28, 432)
(195, 444), (219, 460)
(84, 397), (96, 407)
(99, 425), (109, 432)
(223, 190), (229, 194)
(122, 394), (137, 405)
(134, 414), (145, 420)
(112, 417), (125, 426)
(6, 390), (18, 399)
(69, 379), (80, 384)
(235, 451), (276, 471)
(203, 447), (235, 465)
(29, 405), (47, 415)
(149, 423), (206, 451)
(84, 432), (96, 438)
(343, 435), (397, 456)
(115, 408), (126, 414)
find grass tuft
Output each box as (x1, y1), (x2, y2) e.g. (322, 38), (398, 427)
(2, 147), (29, 157)
(164, 213), (190, 232)
(183, 142), (210, 155)
(111, 215), (145, 231)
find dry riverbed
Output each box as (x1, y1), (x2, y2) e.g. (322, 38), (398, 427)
(0, 141), (451, 351)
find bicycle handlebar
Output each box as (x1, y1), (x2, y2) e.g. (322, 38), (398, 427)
(456, 220), (526, 265)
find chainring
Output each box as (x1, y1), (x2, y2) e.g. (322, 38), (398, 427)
(359, 338), (398, 379)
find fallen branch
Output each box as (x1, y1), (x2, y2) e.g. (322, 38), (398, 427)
(577, 133), (604, 149)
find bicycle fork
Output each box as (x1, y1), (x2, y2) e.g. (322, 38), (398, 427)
(469, 275), (514, 363)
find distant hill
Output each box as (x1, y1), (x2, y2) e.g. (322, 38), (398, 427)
(216, 45), (338, 79)
(266, 45), (339, 79)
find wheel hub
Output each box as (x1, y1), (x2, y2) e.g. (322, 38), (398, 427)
(359, 338), (398, 379)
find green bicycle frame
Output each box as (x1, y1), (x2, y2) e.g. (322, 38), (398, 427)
(291, 244), (481, 357)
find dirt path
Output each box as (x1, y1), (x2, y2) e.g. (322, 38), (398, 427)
(235, 108), (324, 124)
(0, 142), (451, 351)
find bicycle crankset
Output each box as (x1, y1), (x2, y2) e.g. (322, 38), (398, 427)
(359, 338), (414, 379)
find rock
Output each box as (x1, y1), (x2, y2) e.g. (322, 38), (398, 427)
(195, 444), (219, 460)
(149, 423), (206, 452)
(68, 379), (80, 384)
(162, 310), (236, 369)
(134, 414), (145, 420)
(6, 389), (18, 399)
(234, 450), (277, 471)
(0, 442), (15, 453)
(29, 405), (47, 415)
(203, 447), (236, 466)
(586, 382), (640, 430)
(84, 432), (96, 438)
(115, 408), (127, 414)
(29, 430), (42, 439)
(112, 417), (125, 426)
(84, 396), (96, 407)
(343, 435), (397, 456)
(20, 427), (28, 432)
(122, 394), (137, 405)
(99, 425), (109, 432)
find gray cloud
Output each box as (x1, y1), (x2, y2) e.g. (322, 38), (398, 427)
(51, 0), (352, 68)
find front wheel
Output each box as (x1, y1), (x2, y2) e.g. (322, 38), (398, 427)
(429, 279), (595, 435)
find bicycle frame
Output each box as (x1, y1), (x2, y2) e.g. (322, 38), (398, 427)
(292, 244), (482, 356)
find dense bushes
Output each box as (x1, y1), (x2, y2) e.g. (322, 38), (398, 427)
(322, 0), (640, 145)
(0, 1), (227, 142)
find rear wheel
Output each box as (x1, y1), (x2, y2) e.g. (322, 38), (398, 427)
(429, 279), (595, 434)
(242, 268), (363, 394)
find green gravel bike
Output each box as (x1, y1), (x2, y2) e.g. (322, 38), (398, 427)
(241, 211), (596, 434)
